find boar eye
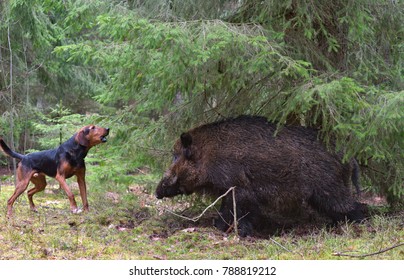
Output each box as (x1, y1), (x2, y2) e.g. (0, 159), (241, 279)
(172, 153), (179, 162)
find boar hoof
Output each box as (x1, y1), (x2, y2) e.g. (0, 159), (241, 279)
(214, 217), (231, 232)
(238, 220), (253, 237)
(214, 217), (253, 237)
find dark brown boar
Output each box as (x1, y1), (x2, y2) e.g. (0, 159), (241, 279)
(156, 116), (365, 237)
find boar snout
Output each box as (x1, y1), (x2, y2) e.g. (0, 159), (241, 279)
(155, 173), (181, 199)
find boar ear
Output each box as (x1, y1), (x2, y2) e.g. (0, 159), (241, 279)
(180, 133), (193, 159)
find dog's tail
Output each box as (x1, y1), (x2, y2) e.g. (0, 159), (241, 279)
(0, 138), (24, 160)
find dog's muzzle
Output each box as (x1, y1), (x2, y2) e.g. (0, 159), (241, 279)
(101, 128), (110, 142)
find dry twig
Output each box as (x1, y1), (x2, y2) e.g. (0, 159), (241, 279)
(270, 238), (305, 259)
(232, 187), (238, 237)
(333, 243), (404, 258)
(161, 186), (236, 223)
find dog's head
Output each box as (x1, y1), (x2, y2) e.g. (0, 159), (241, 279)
(75, 125), (110, 148)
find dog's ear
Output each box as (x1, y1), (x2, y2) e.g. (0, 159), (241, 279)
(75, 127), (90, 146)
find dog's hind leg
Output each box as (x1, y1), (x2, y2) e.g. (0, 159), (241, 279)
(7, 168), (35, 217)
(27, 173), (47, 212)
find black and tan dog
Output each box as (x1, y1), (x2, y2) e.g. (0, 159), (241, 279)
(0, 125), (109, 217)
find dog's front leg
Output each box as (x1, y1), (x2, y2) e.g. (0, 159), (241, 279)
(55, 173), (79, 213)
(76, 168), (89, 211)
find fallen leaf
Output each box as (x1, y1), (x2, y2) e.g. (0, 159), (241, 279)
(182, 227), (197, 233)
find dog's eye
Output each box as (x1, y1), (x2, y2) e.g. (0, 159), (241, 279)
(91, 126), (95, 130)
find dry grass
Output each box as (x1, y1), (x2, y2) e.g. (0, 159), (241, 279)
(0, 174), (403, 260)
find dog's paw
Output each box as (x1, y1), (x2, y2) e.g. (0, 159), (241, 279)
(71, 208), (83, 214)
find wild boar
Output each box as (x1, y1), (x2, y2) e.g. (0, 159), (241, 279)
(156, 116), (365, 236)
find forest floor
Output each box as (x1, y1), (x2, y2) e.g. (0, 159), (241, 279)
(0, 168), (403, 260)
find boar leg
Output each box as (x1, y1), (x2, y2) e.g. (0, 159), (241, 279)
(214, 195), (253, 237)
(214, 196), (233, 231)
(345, 202), (366, 222)
(308, 190), (365, 224)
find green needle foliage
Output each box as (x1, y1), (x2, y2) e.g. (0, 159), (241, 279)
(1, 0), (403, 206)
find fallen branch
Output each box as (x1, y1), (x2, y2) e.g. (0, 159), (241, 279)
(161, 186), (236, 223)
(270, 238), (293, 253)
(232, 186), (238, 237)
(270, 238), (305, 259)
(224, 212), (250, 234)
(333, 243), (404, 258)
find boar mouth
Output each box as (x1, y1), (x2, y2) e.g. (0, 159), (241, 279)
(155, 179), (186, 199)
(156, 174), (184, 199)
(156, 187), (183, 199)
